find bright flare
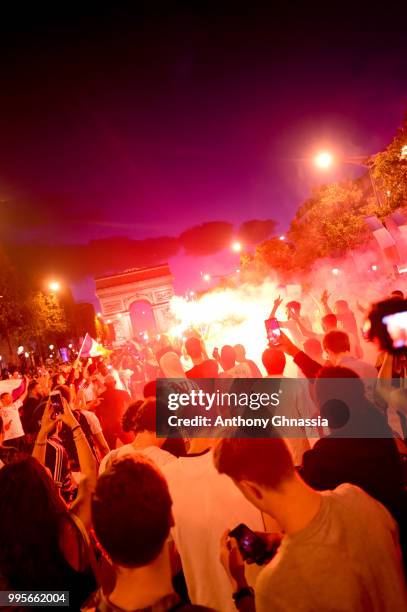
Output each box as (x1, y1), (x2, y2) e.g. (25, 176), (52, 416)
(203, 273), (211, 282)
(315, 151), (333, 169)
(49, 281), (60, 292)
(232, 241), (242, 252)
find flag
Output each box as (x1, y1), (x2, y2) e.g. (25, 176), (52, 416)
(80, 333), (110, 358)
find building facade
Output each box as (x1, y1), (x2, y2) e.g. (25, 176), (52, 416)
(95, 264), (174, 344)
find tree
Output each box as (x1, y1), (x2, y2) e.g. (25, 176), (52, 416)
(0, 249), (28, 359)
(28, 291), (67, 355)
(371, 113), (407, 215)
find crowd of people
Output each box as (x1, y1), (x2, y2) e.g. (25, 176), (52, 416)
(0, 288), (406, 611)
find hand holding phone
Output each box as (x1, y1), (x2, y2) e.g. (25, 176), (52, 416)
(49, 391), (64, 417)
(265, 318), (281, 346)
(229, 523), (281, 565)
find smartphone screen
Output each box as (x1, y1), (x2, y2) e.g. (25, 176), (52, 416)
(50, 391), (64, 416)
(382, 311), (407, 349)
(265, 318), (281, 346)
(229, 523), (269, 564)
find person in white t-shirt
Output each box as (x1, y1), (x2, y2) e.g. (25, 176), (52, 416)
(99, 398), (176, 474)
(0, 389), (27, 448)
(162, 438), (264, 612)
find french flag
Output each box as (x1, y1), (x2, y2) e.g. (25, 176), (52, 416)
(80, 333), (109, 358)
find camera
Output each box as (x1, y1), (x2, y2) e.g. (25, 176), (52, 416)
(366, 298), (407, 355)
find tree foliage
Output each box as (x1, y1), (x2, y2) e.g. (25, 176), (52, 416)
(245, 113), (407, 278)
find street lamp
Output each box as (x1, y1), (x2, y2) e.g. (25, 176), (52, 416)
(313, 151), (383, 208)
(49, 280), (61, 292)
(314, 151), (334, 169)
(231, 241), (242, 253)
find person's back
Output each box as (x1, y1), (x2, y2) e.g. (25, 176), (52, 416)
(96, 377), (131, 448)
(186, 359), (219, 378)
(255, 484), (407, 611)
(162, 449), (263, 611)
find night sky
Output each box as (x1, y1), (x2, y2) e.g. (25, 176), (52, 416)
(0, 4), (406, 302)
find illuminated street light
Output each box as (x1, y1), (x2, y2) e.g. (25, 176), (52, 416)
(314, 151), (334, 169)
(68, 343), (73, 349)
(231, 241), (242, 252)
(49, 280), (61, 292)
(49, 344), (54, 350)
(331, 267), (340, 276)
(97, 312), (102, 318)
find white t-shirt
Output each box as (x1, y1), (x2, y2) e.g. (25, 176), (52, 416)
(162, 450), (264, 612)
(99, 444), (176, 474)
(1, 400), (24, 441)
(81, 410), (103, 435)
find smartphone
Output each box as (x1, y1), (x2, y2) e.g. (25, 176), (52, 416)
(382, 311), (407, 349)
(50, 391), (64, 416)
(265, 318), (281, 346)
(229, 523), (276, 565)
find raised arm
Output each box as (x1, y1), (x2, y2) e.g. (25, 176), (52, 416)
(269, 295), (283, 319)
(320, 290), (333, 315)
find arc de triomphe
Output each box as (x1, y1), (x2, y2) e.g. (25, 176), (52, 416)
(95, 264), (174, 344)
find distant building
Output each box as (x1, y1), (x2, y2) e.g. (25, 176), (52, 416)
(95, 264), (174, 344)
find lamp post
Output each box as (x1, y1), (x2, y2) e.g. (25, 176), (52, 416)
(313, 152), (383, 208)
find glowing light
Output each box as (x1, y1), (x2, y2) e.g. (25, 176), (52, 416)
(279, 235), (286, 241)
(371, 264), (378, 271)
(400, 145), (407, 160)
(68, 343), (73, 349)
(315, 151), (334, 169)
(49, 344), (54, 350)
(168, 281), (301, 377)
(97, 312), (102, 317)
(331, 267), (340, 276)
(107, 319), (112, 324)
(49, 281), (61, 292)
(232, 241), (242, 253)
(117, 313), (122, 319)
(236, 269), (240, 273)
(189, 291), (195, 296)
(24, 352), (30, 358)
(143, 332), (149, 340)
(203, 273), (211, 282)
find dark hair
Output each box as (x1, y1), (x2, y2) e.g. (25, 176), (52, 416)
(214, 438), (294, 489)
(0, 457), (69, 591)
(323, 330), (350, 353)
(322, 313), (337, 329)
(28, 380), (40, 393)
(143, 380), (156, 398)
(286, 300), (301, 313)
(220, 345), (236, 371)
(185, 337), (202, 359)
(92, 456), (172, 567)
(262, 348), (286, 375)
(121, 400), (144, 432)
(303, 338), (323, 359)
